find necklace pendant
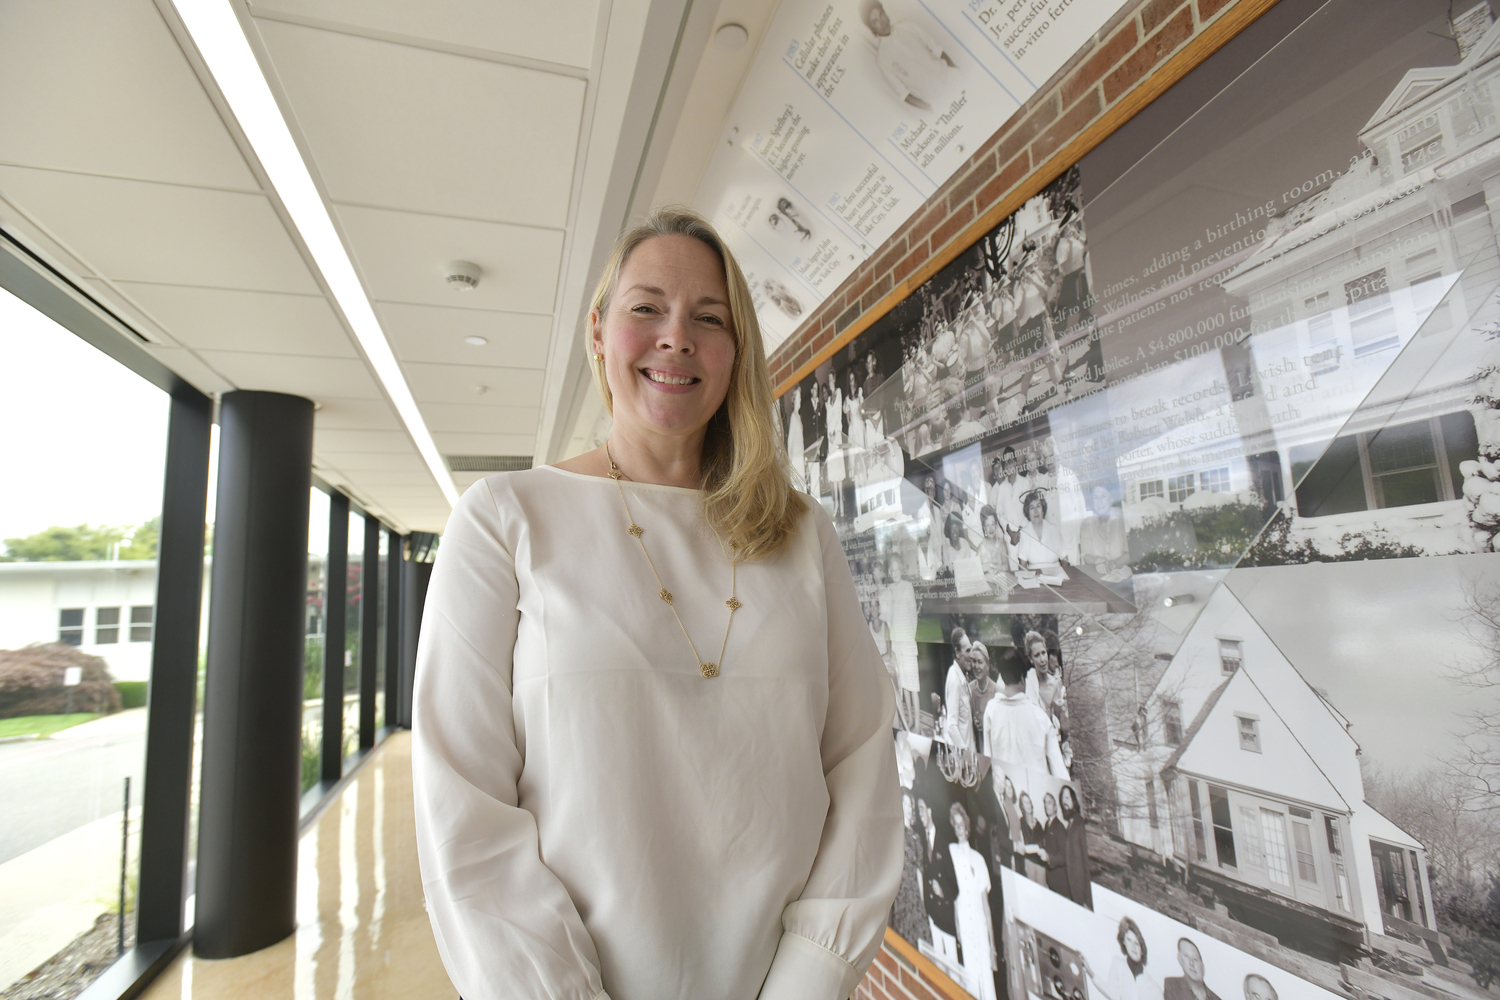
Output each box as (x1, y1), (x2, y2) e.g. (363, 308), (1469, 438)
(700, 662), (719, 679)
(659, 588), (673, 604)
(628, 523), (643, 537)
(726, 597), (741, 611)
(607, 470), (622, 481)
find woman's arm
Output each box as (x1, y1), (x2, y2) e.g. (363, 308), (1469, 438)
(758, 510), (904, 1000)
(412, 481), (608, 1000)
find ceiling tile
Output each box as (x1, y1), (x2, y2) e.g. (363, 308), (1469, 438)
(403, 361), (543, 408)
(258, 20), (584, 227)
(314, 397), (402, 430)
(113, 283), (357, 357)
(198, 351), (382, 399)
(312, 428), (412, 452)
(432, 432), (536, 455)
(0, 0), (259, 191)
(0, 167), (319, 293)
(419, 402), (536, 435)
(343, 471), (442, 487)
(377, 301), (549, 368)
(143, 346), (236, 396)
(78, 278), (178, 346)
(248, 0), (599, 70)
(334, 203), (562, 314)
(318, 451), (425, 472)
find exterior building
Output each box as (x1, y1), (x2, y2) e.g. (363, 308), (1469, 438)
(1114, 13), (1500, 560)
(1211, 13), (1500, 558)
(0, 560), (166, 683)
(1106, 585), (1437, 962)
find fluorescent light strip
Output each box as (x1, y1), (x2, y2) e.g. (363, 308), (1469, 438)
(174, 0), (460, 507)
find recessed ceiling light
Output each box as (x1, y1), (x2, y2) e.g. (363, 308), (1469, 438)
(715, 23), (749, 51)
(173, 0), (459, 507)
(464, 335), (488, 347)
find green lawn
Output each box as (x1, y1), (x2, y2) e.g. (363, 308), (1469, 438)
(0, 713), (101, 739)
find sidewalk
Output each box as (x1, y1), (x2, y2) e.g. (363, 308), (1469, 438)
(0, 808), (139, 991)
(47, 707), (148, 741)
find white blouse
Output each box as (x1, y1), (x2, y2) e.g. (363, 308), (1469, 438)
(412, 467), (903, 1000)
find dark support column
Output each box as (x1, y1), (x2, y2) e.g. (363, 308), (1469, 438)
(195, 391), (313, 959)
(322, 491), (348, 782)
(135, 391), (211, 945)
(397, 556), (431, 728)
(384, 528), (401, 729)
(359, 516), (379, 749)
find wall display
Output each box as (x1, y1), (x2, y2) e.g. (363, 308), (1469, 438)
(785, 1), (1500, 998)
(694, 0), (1129, 351)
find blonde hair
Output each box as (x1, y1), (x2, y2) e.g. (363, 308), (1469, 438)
(587, 206), (807, 561)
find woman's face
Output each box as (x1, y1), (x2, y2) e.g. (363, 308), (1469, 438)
(1123, 929), (1143, 963)
(1020, 793), (1034, 819)
(925, 477), (936, 500)
(983, 514), (999, 538)
(1027, 497), (1044, 527)
(592, 235), (736, 443)
(951, 805), (970, 843)
(946, 519), (962, 544)
(1092, 486), (1112, 518)
(1029, 640), (1049, 672)
(1003, 776), (1016, 802)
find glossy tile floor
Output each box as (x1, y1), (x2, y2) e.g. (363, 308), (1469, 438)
(141, 733), (453, 1000)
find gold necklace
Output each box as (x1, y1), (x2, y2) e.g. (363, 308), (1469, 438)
(606, 444), (740, 679)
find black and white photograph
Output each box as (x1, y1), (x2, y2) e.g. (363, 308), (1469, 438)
(1002, 869), (1342, 1000)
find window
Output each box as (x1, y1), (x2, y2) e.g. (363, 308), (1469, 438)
(1260, 808), (1293, 887)
(1345, 268), (1399, 357)
(1162, 699), (1183, 745)
(58, 608), (84, 646)
(1304, 291), (1339, 374)
(1139, 479), (1164, 501)
(129, 605), (154, 642)
(1289, 412), (1481, 516)
(1237, 714), (1262, 752)
(1200, 467), (1231, 493)
(1145, 779), (1159, 829)
(96, 606), (120, 644)
(1168, 474), (1195, 504)
(1209, 785), (1236, 868)
(1219, 638), (1242, 674)
(1291, 814), (1319, 884)
(1188, 781), (1208, 862)
(1326, 816), (1352, 912)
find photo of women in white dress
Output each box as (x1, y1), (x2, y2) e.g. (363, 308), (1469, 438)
(950, 801), (999, 1000)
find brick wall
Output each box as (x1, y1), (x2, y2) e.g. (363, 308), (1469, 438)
(768, 0), (1280, 395)
(856, 931), (971, 1000)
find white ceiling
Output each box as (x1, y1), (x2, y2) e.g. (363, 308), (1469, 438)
(0, 0), (782, 532)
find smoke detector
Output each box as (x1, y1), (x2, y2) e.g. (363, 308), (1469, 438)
(444, 260), (481, 291)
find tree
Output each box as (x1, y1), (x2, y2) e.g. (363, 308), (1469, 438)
(0, 519), (159, 562)
(1452, 575), (1500, 801)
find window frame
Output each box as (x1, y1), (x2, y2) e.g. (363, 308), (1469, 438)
(1236, 712), (1262, 752)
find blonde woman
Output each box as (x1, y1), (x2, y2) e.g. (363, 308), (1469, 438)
(413, 208), (902, 1000)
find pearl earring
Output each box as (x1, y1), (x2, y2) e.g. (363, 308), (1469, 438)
(593, 352), (603, 362)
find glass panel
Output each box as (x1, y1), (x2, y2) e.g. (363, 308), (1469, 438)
(1293, 436), (1368, 516)
(344, 513), (362, 765)
(1441, 410), (1479, 499)
(304, 488), (329, 793)
(0, 286), (167, 993)
(375, 527), (388, 731)
(1292, 820), (1318, 884)
(1209, 785), (1236, 869)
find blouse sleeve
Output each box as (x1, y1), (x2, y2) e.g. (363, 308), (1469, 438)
(412, 480), (609, 1000)
(758, 508), (904, 1000)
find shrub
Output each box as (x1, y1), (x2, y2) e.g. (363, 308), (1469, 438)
(114, 680), (148, 708)
(0, 644), (121, 719)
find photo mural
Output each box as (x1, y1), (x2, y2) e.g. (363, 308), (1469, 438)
(780, 1), (1500, 998)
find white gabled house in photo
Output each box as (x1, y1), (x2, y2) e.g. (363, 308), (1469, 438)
(1107, 585), (1438, 963)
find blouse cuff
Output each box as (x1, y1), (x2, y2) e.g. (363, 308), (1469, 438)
(757, 931), (860, 1000)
